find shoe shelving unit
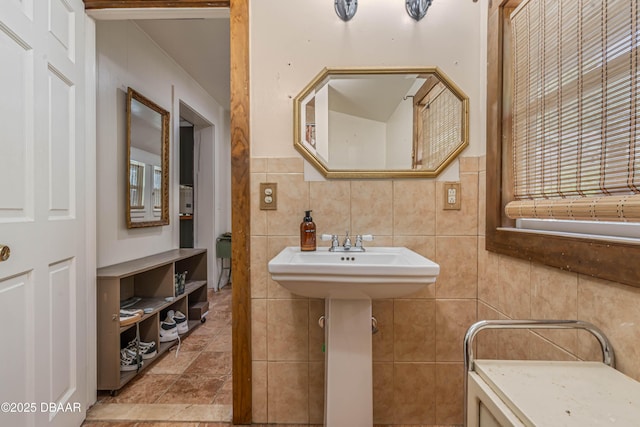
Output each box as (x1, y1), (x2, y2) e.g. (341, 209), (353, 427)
(96, 248), (208, 394)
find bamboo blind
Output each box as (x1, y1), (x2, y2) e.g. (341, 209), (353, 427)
(416, 83), (462, 170)
(505, 0), (640, 221)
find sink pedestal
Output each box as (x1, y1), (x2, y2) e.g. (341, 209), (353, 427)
(324, 298), (373, 427)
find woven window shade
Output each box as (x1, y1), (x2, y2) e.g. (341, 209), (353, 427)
(505, 0), (640, 222)
(418, 83), (462, 170)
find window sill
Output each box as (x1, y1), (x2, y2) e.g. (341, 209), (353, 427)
(486, 227), (640, 287)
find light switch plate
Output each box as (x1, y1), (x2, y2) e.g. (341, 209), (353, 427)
(443, 182), (461, 210)
(260, 182), (277, 210)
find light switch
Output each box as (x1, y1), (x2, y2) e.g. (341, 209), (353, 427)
(260, 183), (277, 210)
(443, 182), (461, 210)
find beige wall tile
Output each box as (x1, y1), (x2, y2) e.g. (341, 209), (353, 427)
(498, 256), (531, 319)
(478, 240), (500, 306)
(351, 181), (393, 235)
(436, 300), (477, 362)
(436, 173), (479, 236)
(309, 181), (351, 239)
(251, 299), (267, 360)
(252, 361), (268, 423)
(394, 299), (436, 362)
(251, 173), (268, 236)
(479, 155), (486, 172)
(393, 180), (436, 236)
(267, 362), (309, 423)
(577, 276), (640, 381)
(530, 263), (578, 353)
(251, 236), (268, 298)
(251, 157), (268, 173)
(308, 361), (325, 425)
(267, 236), (302, 298)
(393, 363), (436, 424)
(372, 299), (394, 362)
(309, 299), (325, 361)
(459, 156), (479, 173)
(528, 332), (577, 361)
(267, 299), (309, 361)
(435, 363), (464, 425)
(476, 302), (500, 359)
(435, 236), (478, 298)
(478, 170), (486, 236)
(373, 362), (394, 424)
(497, 328), (530, 361)
(267, 157), (304, 173)
(266, 173), (310, 236)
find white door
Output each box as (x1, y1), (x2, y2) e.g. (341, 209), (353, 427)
(0, 0), (88, 426)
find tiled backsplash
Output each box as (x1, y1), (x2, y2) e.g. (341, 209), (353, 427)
(249, 155), (640, 425)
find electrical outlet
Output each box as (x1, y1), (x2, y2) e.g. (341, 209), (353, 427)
(443, 182), (461, 210)
(260, 183), (277, 210)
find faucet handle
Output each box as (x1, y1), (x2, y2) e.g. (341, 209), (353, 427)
(321, 234), (340, 249)
(355, 234), (373, 248)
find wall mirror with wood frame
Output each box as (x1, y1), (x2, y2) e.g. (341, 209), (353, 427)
(294, 67), (469, 179)
(126, 87), (170, 228)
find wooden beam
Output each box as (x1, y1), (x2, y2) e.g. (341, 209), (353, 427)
(83, 0), (229, 9)
(230, 0), (252, 424)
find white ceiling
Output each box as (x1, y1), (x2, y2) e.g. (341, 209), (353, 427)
(135, 17), (231, 110)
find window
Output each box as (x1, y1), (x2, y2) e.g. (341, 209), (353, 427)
(153, 166), (162, 209)
(507, 0), (640, 223)
(129, 160), (145, 209)
(485, 0), (640, 287)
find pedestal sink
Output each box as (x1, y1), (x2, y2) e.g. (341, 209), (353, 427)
(268, 246), (440, 427)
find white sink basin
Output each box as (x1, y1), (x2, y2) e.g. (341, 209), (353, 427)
(268, 246), (439, 299)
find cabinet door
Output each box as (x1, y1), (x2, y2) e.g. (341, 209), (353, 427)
(480, 402), (504, 427)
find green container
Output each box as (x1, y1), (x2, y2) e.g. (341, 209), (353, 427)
(216, 235), (231, 259)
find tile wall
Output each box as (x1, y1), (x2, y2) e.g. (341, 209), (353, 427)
(250, 154), (640, 425)
(250, 156), (480, 425)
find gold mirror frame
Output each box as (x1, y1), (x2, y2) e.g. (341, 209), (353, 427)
(293, 66), (469, 178)
(126, 87), (170, 228)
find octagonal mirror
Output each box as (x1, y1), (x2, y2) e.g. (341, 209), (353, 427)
(294, 67), (469, 178)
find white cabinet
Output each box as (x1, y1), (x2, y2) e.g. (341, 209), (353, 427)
(467, 360), (640, 427)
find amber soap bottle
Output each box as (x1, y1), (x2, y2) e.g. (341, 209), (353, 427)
(300, 210), (316, 251)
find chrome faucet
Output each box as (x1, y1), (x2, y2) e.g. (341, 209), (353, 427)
(321, 232), (373, 252)
(343, 231), (352, 250)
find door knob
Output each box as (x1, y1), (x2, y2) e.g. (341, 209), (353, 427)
(0, 245), (10, 262)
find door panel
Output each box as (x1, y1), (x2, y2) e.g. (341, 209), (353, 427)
(0, 0), (87, 426)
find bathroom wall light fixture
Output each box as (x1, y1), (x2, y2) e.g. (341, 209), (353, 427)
(406, 0), (433, 21)
(335, 0), (357, 21)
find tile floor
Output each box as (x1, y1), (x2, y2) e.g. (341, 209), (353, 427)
(83, 285), (460, 427)
(84, 286), (233, 425)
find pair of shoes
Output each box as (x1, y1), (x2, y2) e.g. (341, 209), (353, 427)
(125, 338), (157, 360)
(159, 310), (188, 343)
(119, 309), (143, 326)
(120, 348), (143, 371)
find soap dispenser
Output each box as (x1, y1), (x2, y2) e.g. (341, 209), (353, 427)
(300, 210), (316, 251)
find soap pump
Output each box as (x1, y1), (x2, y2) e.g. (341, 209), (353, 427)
(300, 210), (316, 251)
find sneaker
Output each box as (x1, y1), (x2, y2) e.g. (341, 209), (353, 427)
(126, 338), (157, 360)
(120, 348), (143, 371)
(119, 309), (143, 327)
(160, 312), (179, 343)
(173, 310), (188, 334)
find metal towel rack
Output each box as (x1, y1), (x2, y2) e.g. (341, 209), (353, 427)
(463, 319), (615, 427)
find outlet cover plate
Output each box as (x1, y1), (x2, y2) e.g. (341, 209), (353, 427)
(260, 182), (277, 210)
(443, 182), (461, 210)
